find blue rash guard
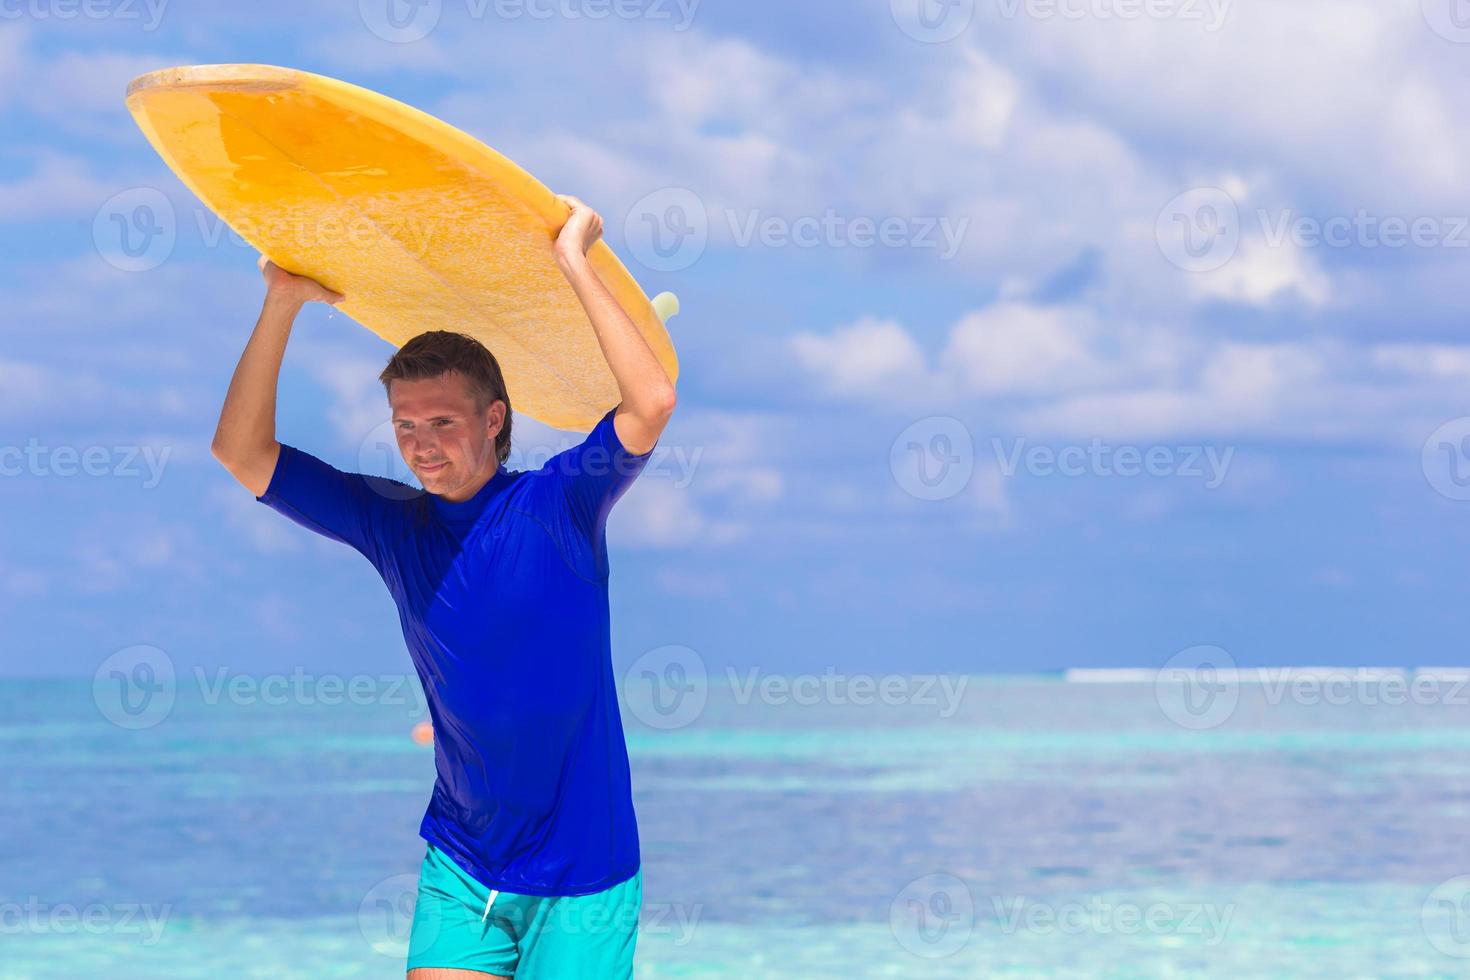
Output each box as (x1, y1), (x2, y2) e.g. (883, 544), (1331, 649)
(255, 407), (652, 897)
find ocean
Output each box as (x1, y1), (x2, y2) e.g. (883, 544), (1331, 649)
(3, 670), (1469, 978)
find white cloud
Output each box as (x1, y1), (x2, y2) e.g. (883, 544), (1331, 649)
(789, 298), (1470, 445)
(1186, 233), (1331, 308)
(253, 592), (303, 643)
(0, 558), (48, 598)
(73, 520), (207, 594)
(610, 479), (747, 549)
(208, 483), (302, 555)
(1012, 341), (1329, 440)
(987, 0), (1470, 213)
(792, 300), (1188, 406)
(941, 303), (1109, 397)
(652, 565), (733, 599)
(0, 150), (120, 222)
(306, 354), (392, 449)
(789, 316), (929, 395)
(1371, 345), (1470, 381)
(607, 408), (791, 548)
(0, 352), (197, 426)
(0, 358), (51, 405)
(0, 24), (25, 108)
(970, 459), (1014, 531)
(0, 28), (190, 141)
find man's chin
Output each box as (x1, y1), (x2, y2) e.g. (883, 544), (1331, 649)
(417, 467), (452, 491)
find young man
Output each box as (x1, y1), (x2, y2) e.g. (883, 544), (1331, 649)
(211, 196), (676, 979)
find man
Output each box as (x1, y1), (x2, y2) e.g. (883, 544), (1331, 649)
(211, 195), (676, 979)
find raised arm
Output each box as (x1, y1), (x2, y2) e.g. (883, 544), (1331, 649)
(211, 257), (344, 496)
(552, 194), (676, 453)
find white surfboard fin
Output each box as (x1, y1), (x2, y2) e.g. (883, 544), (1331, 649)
(651, 291), (680, 325)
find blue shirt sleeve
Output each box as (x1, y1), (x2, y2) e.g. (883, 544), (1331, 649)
(255, 443), (407, 568)
(546, 407), (656, 544)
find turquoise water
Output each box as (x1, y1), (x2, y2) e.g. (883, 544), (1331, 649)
(4, 674), (1470, 977)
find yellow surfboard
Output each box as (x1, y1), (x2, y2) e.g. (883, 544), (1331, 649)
(124, 64), (679, 432)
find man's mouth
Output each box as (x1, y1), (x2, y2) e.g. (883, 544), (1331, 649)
(418, 460), (448, 475)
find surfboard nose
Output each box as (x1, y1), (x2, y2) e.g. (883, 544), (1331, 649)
(651, 292), (679, 325)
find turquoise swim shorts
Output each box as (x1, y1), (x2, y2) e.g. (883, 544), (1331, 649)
(406, 843), (641, 978)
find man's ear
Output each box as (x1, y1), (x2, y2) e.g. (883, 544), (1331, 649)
(484, 400), (505, 438)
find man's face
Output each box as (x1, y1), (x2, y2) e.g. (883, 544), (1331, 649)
(388, 371), (503, 499)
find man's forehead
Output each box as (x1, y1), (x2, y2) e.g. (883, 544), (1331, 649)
(389, 374), (477, 409)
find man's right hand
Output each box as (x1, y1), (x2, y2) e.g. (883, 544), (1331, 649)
(212, 258), (345, 498)
(258, 255), (346, 306)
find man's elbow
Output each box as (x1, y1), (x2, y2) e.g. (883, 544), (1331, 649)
(622, 387), (676, 425)
(210, 435), (249, 470)
(649, 385), (677, 419)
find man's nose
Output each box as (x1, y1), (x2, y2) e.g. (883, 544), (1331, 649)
(403, 430), (439, 457)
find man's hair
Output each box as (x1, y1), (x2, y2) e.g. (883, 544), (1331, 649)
(379, 330), (513, 465)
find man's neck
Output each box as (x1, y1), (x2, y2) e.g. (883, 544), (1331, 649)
(438, 460), (500, 503)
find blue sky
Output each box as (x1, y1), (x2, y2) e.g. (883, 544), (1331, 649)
(4, 0), (1470, 678)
